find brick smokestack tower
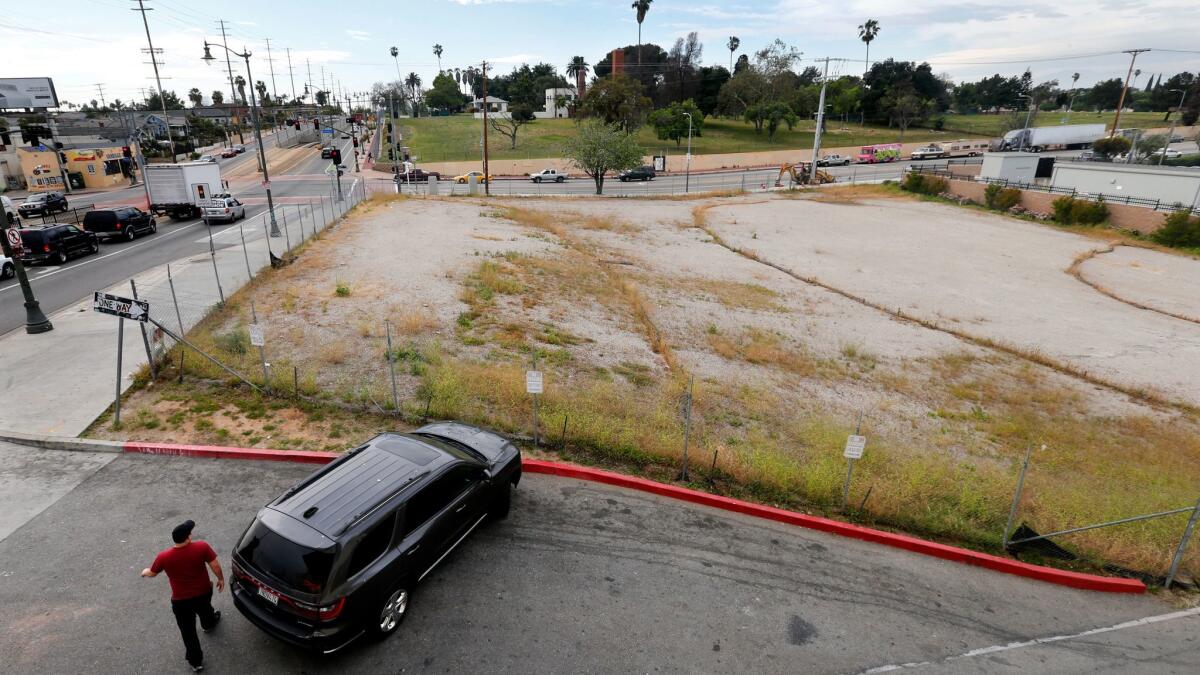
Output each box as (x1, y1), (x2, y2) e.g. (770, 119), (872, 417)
(610, 48), (624, 77)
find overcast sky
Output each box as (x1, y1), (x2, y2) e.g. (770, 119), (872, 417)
(4, 0), (1198, 108)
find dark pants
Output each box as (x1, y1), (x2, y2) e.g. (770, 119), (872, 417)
(171, 588), (217, 667)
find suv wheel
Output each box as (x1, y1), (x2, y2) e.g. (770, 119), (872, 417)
(124, 227), (135, 242)
(149, 219), (158, 234)
(89, 241), (99, 254)
(2, 262), (12, 279)
(55, 249), (68, 265)
(370, 587), (409, 639)
(61, 201), (69, 212)
(490, 483), (512, 520)
(533, 177), (541, 183)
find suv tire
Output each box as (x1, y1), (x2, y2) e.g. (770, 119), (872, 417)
(55, 249), (68, 265)
(124, 227), (135, 242)
(368, 586), (409, 640)
(149, 219), (157, 234)
(2, 262), (12, 279)
(490, 483), (512, 520)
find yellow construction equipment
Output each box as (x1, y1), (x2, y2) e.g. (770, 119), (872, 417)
(775, 162), (834, 187)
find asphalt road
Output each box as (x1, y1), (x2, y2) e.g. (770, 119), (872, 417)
(0, 449), (1194, 674)
(0, 132), (356, 336)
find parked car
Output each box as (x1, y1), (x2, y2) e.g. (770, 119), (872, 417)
(909, 145), (948, 160)
(18, 192), (69, 217)
(231, 422), (522, 653)
(321, 147), (334, 159)
(16, 224), (99, 265)
(341, 134), (351, 139)
(82, 207), (157, 242)
(453, 171), (492, 184)
(1153, 148), (1184, 160)
(232, 144), (246, 154)
(1, 253), (13, 279)
(816, 154), (851, 167)
(220, 148), (238, 158)
(197, 155), (219, 164)
(203, 196), (246, 223)
(618, 166), (656, 182)
(530, 168), (567, 183)
(2, 196), (16, 225)
(394, 168), (442, 183)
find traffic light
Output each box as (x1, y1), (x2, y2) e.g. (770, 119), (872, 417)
(294, 121), (301, 130)
(122, 146), (132, 158)
(345, 117), (354, 124)
(352, 137), (358, 148)
(330, 148), (342, 165)
(313, 119), (319, 130)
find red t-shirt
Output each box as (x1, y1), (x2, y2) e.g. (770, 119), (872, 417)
(151, 541), (217, 600)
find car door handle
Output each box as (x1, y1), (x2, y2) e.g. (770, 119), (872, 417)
(455, 504), (466, 513)
(407, 545), (420, 555)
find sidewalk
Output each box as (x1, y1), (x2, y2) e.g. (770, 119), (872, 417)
(0, 180), (363, 437)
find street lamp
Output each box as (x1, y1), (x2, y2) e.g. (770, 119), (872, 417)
(683, 112), (693, 193)
(204, 42), (282, 239)
(1016, 94), (1035, 152)
(1160, 88), (1188, 166)
(0, 222), (53, 333)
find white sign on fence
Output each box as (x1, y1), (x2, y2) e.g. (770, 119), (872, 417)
(843, 434), (867, 460)
(248, 323), (265, 347)
(525, 370), (544, 394)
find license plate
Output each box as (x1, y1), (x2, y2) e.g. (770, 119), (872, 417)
(257, 586), (279, 605)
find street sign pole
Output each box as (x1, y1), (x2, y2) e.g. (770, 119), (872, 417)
(114, 316), (124, 428)
(0, 222), (53, 334)
(130, 279), (156, 380)
(525, 354), (543, 446)
(842, 412), (866, 510)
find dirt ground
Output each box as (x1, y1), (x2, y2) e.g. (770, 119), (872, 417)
(104, 188), (1200, 577)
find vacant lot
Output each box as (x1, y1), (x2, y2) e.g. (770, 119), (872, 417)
(105, 189), (1200, 578)
(939, 111), (1181, 137)
(400, 116), (970, 162)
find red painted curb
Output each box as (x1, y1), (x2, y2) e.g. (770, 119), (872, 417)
(119, 442), (1145, 594)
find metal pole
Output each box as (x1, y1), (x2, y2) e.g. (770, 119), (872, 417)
(385, 320), (400, 414)
(0, 221), (53, 333)
(684, 112), (692, 193)
(1160, 89), (1187, 166)
(842, 411), (864, 509)
(810, 57), (830, 183)
(1165, 496), (1200, 589)
(680, 374), (694, 481)
(1003, 444), (1035, 547)
(114, 317), (124, 428)
(204, 215), (225, 304)
(281, 205), (292, 251)
(531, 351), (539, 446)
(1009, 505), (1200, 546)
(237, 220), (253, 280)
(167, 264), (185, 338)
(481, 61), (490, 196)
(250, 299), (270, 391)
(130, 279), (156, 380)
(297, 204), (306, 240)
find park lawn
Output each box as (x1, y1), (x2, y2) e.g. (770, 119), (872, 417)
(940, 111), (1173, 137)
(398, 115), (974, 163)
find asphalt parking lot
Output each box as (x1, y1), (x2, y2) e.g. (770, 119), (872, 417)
(0, 447), (1195, 674)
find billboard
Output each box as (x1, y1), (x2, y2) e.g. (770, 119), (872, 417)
(0, 78), (59, 110)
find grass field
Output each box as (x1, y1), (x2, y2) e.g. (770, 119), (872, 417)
(397, 115), (969, 163)
(938, 110), (1175, 137)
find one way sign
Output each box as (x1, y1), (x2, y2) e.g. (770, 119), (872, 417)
(93, 291), (149, 322)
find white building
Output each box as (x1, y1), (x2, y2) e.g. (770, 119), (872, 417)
(980, 152), (1040, 184)
(471, 96), (509, 119)
(1050, 162), (1200, 209)
(535, 88), (576, 119)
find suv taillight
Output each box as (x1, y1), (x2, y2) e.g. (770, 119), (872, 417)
(294, 597), (346, 622)
(43, 244), (50, 253)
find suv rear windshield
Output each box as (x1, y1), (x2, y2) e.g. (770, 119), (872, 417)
(18, 229), (50, 247)
(237, 520), (336, 594)
(83, 211), (118, 228)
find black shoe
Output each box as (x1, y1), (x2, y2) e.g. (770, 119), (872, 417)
(201, 610), (221, 633)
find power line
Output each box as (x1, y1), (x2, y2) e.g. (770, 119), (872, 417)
(94, 83), (107, 108)
(216, 19), (237, 104)
(131, 0), (176, 159)
(264, 37), (279, 101)
(286, 47), (297, 102)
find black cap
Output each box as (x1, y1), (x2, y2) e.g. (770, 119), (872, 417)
(171, 520), (195, 544)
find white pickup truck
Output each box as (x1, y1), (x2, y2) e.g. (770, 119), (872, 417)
(910, 144), (948, 160)
(530, 168), (568, 183)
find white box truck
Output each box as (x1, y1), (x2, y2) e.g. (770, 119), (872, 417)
(144, 162), (226, 219)
(997, 124), (1106, 152)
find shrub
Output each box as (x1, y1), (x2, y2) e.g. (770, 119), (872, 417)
(214, 329), (248, 355)
(1150, 210), (1200, 249)
(901, 172), (948, 196)
(983, 184), (1022, 211)
(1051, 196), (1109, 225)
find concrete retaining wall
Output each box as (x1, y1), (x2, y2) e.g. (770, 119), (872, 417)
(943, 178), (1170, 233)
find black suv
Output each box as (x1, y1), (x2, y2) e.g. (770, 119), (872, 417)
(82, 207), (157, 242)
(18, 192), (69, 218)
(17, 224), (99, 265)
(618, 165), (656, 182)
(231, 422), (521, 653)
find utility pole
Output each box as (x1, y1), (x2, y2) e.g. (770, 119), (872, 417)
(216, 19), (243, 144)
(810, 57), (831, 183)
(481, 61), (490, 196)
(285, 47), (297, 102)
(1110, 49), (1150, 137)
(1160, 88), (1188, 166)
(264, 37), (279, 102)
(132, 0), (176, 160)
(94, 83), (107, 109)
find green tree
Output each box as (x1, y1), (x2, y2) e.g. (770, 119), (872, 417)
(432, 44), (443, 72)
(425, 72), (465, 111)
(881, 87), (933, 136)
(211, 90), (224, 105)
(647, 99), (702, 146)
(744, 102), (798, 140)
(187, 88), (203, 107)
(145, 90), (185, 111)
(1085, 78), (1124, 111)
(580, 75), (651, 132)
(489, 103), (535, 149)
(566, 56), (590, 95)
(631, 0), (652, 65)
(562, 122), (645, 194)
(254, 80), (269, 105)
(858, 19), (880, 77)
(727, 36), (739, 71)
(1091, 136), (1131, 159)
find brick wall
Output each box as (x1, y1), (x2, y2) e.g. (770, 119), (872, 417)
(941, 178), (1169, 234)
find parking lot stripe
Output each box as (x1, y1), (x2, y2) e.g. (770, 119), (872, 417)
(112, 439), (1146, 594)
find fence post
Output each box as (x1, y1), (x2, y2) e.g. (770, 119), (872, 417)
(531, 351), (540, 447)
(1165, 496), (1200, 589)
(281, 206), (292, 252)
(167, 263), (186, 344)
(249, 299), (271, 392)
(679, 375), (694, 482)
(203, 218), (225, 305)
(385, 319), (400, 415)
(237, 221), (254, 281)
(296, 204), (306, 241)
(1003, 444), (1035, 547)
(130, 278), (156, 380)
(113, 316), (124, 428)
(842, 411), (864, 509)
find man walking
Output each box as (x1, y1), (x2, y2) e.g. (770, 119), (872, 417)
(142, 520), (225, 672)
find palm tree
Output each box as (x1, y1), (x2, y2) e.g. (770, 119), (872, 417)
(1132, 68), (1142, 89)
(631, 0), (652, 66)
(405, 72), (422, 116)
(858, 19), (880, 78)
(234, 75), (247, 104)
(1066, 72), (1080, 114)
(727, 36), (740, 71)
(566, 56), (590, 98)
(187, 87), (203, 108)
(433, 44), (443, 72)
